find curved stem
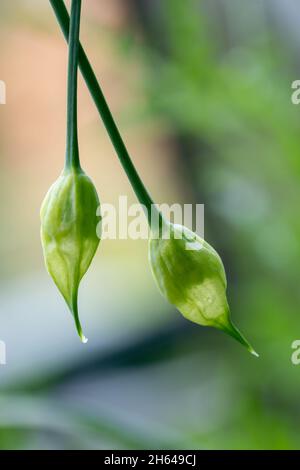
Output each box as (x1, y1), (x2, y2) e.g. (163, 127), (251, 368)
(65, 0), (81, 170)
(49, 0), (161, 225)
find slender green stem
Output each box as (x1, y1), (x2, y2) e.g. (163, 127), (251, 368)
(49, 0), (161, 225)
(65, 0), (81, 170)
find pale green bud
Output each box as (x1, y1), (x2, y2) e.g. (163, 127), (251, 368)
(40, 168), (100, 342)
(149, 221), (257, 356)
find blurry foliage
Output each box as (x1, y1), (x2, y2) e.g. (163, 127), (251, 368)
(1, 0), (300, 450)
(114, 0), (300, 449)
(123, 0), (300, 334)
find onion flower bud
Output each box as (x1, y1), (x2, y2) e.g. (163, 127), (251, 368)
(40, 168), (100, 342)
(149, 221), (257, 356)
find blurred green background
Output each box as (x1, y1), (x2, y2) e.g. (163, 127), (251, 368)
(0, 0), (300, 450)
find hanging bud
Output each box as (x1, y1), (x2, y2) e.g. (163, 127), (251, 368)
(149, 221), (257, 356)
(40, 168), (100, 342)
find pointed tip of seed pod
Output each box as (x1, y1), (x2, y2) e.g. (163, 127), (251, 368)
(80, 334), (88, 344)
(75, 318), (88, 344)
(220, 320), (259, 358)
(70, 292), (88, 344)
(249, 347), (259, 358)
(76, 321), (88, 344)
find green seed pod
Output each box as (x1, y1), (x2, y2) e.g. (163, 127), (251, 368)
(149, 221), (257, 356)
(40, 168), (100, 342)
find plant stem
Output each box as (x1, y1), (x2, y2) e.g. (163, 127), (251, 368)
(65, 0), (81, 170)
(49, 0), (160, 225)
